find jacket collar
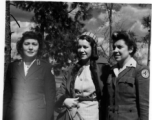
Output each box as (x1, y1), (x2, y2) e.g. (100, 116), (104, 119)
(112, 57), (136, 77)
(17, 59), (41, 79)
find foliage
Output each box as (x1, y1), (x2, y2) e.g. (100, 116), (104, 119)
(142, 15), (151, 43)
(13, 1), (92, 75)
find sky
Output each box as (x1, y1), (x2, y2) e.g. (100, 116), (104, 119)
(10, 3), (150, 43)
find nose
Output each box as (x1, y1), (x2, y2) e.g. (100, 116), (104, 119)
(113, 47), (118, 52)
(79, 47), (84, 52)
(29, 44), (33, 50)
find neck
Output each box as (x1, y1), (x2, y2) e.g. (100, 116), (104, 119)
(80, 59), (90, 66)
(118, 56), (132, 69)
(23, 57), (36, 65)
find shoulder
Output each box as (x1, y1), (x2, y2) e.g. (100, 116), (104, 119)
(39, 59), (52, 68)
(96, 61), (110, 71)
(136, 63), (149, 73)
(9, 59), (22, 67)
(96, 56), (109, 64)
(64, 64), (75, 74)
(96, 56), (110, 68)
(136, 63), (149, 70)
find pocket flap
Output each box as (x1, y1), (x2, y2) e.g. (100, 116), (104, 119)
(126, 78), (135, 84)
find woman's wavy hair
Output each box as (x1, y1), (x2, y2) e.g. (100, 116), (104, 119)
(76, 33), (99, 61)
(112, 31), (137, 56)
(16, 31), (43, 58)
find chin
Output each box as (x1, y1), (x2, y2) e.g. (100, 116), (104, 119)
(27, 55), (35, 58)
(25, 55), (37, 59)
(115, 58), (121, 62)
(80, 59), (86, 61)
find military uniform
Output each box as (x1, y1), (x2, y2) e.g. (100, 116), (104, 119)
(3, 59), (56, 120)
(106, 58), (149, 120)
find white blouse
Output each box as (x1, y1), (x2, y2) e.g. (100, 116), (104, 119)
(74, 65), (96, 97)
(24, 59), (36, 76)
(70, 65), (99, 120)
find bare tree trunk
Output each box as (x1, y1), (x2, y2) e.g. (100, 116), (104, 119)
(105, 3), (113, 58)
(147, 29), (151, 66)
(147, 5), (151, 67)
(5, 1), (11, 80)
(109, 5), (113, 57)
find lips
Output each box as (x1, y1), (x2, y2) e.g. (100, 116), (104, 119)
(114, 53), (121, 59)
(114, 55), (120, 57)
(27, 52), (35, 55)
(27, 51), (34, 53)
(80, 54), (86, 57)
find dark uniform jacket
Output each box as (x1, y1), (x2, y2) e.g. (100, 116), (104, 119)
(55, 57), (110, 120)
(3, 59), (56, 120)
(106, 62), (149, 120)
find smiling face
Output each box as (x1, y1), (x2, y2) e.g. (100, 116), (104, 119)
(22, 39), (39, 59)
(113, 39), (133, 64)
(77, 39), (92, 62)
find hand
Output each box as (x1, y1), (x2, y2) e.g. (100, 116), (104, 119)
(63, 98), (79, 109)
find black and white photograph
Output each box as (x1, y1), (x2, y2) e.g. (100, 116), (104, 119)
(1, 0), (151, 120)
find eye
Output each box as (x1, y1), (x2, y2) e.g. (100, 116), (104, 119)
(83, 46), (88, 49)
(117, 45), (122, 49)
(23, 42), (30, 45)
(113, 45), (116, 49)
(78, 45), (81, 49)
(32, 42), (38, 46)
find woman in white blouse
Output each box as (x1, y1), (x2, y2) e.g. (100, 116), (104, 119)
(56, 32), (110, 120)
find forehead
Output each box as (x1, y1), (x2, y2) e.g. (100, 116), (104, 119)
(78, 39), (90, 45)
(114, 39), (127, 46)
(23, 38), (38, 43)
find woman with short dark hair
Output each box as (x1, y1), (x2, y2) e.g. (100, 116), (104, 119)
(3, 31), (56, 120)
(16, 31), (43, 57)
(106, 31), (149, 120)
(55, 32), (110, 120)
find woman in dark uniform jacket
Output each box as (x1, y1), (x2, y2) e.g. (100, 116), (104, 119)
(106, 31), (149, 120)
(3, 31), (56, 120)
(55, 32), (109, 120)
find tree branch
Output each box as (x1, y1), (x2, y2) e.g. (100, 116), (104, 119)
(68, 7), (76, 13)
(100, 44), (108, 58)
(10, 3), (16, 6)
(10, 14), (20, 28)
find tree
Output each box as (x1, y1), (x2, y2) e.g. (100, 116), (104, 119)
(5, 1), (20, 79)
(90, 3), (122, 64)
(5, 1), (11, 80)
(105, 3), (113, 57)
(13, 1), (92, 75)
(141, 15), (151, 66)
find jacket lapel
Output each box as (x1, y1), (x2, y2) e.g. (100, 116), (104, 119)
(26, 61), (41, 79)
(66, 75), (71, 94)
(96, 63), (104, 92)
(116, 67), (132, 83)
(66, 65), (78, 97)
